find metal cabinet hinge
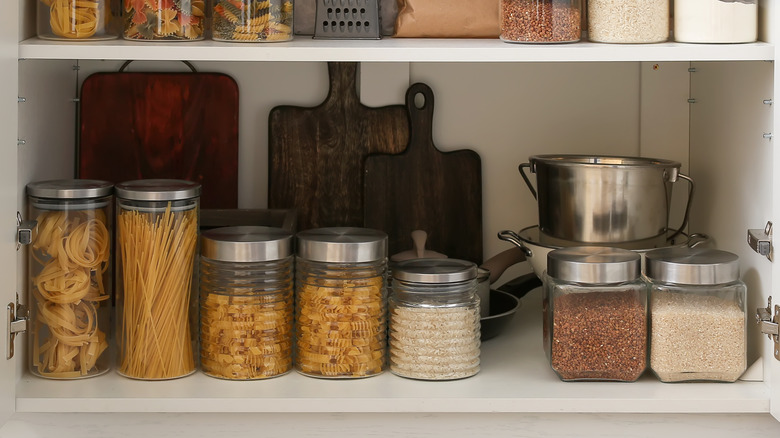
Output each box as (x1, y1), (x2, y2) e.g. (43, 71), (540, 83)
(6, 295), (28, 360)
(756, 297), (779, 361)
(16, 211), (37, 250)
(748, 221), (772, 260)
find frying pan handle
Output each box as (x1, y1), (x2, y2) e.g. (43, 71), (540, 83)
(497, 230), (533, 258)
(480, 247), (527, 284)
(518, 163), (537, 200)
(496, 272), (542, 301)
(667, 173), (695, 241)
(118, 60), (198, 73)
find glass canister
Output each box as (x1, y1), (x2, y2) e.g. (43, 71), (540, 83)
(115, 179), (201, 380)
(588, 0), (668, 43)
(674, 0), (757, 43)
(200, 226), (294, 380)
(645, 247), (747, 382)
(27, 180), (113, 379)
(544, 246), (647, 382)
(295, 227), (387, 378)
(500, 0), (582, 43)
(213, 0), (293, 42)
(389, 259), (481, 381)
(37, 0), (117, 40)
(124, 0), (206, 41)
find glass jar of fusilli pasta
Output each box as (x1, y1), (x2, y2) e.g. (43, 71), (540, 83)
(27, 179), (114, 379)
(115, 179), (201, 380)
(37, 0), (117, 40)
(212, 0), (293, 42)
(295, 227), (388, 378)
(200, 226), (294, 380)
(123, 0), (206, 40)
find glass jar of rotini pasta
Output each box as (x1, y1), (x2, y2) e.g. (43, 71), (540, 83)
(26, 179), (114, 379)
(115, 179), (201, 380)
(200, 226), (294, 380)
(37, 0), (117, 40)
(123, 0), (206, 40)
(295, 227), (388, 378)
(389, 259), (481, 381)
(212, 0), (293, 42)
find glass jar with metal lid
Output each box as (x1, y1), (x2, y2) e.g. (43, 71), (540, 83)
(199, 226), (294, 380)
(389, 259), (481, 381)
(26, 179), (113, 379)
(500, 0), (582, 43)
(645, 247), (747, 382)
(295, 227), (388, 378)
(115, 179), (201, 380)
(37, 0), (117, 41)
(544, 246), (647, 382)
(588, 0), (668, 43)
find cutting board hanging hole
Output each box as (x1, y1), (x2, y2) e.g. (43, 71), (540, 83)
(414, 92), (426, 109)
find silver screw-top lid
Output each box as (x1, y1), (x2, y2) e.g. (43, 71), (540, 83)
(26, 179), (113, 199)
(201, 226), (293, 263)
(645, 247), (740, 285)
(297, 227), (387, 263)
(393, 259), (478, 284)
(547, 246), (641, 284)
(115, 179), (201, 201)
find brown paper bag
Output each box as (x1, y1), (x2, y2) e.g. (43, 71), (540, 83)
(394, 0), (499, 38)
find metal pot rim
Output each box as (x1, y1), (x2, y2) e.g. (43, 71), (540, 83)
(529, 154), (681, 169)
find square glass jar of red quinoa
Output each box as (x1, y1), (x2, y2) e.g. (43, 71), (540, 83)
(500, 0), (582, 43)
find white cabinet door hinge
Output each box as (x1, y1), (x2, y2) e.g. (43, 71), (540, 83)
(6, 294), (27, 360)
(756, 297), (779, 361)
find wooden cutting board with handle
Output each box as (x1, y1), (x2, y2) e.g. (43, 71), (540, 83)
(268, 62), (409, 231)
(363, 82), (483, 264)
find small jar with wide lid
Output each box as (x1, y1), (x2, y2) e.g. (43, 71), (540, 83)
(200, 226), (294, 380)
(115, 179), (201, 380)
(26, 179), (113, 379)
(645, 247), (747, 382)
(543, 246), (647, 382)
(295, 227), (388, 378)
(389, 259), (481, 381)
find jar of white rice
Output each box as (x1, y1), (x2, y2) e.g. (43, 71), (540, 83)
(588, 0), (669, 43)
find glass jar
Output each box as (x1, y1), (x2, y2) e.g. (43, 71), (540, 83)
(500, 0), (582, 43)
(200, 226), (294, 380)
(588, 0), (668, 43)
(213, 0), (293, 42)
(115, 179), (201, 380)
(124, 0), (206, 41)
(544, 246), (647, 382)
(389, 259), (481, 381)
(37, 0), (117, 40)
(26, 180), (113, 379)
(645, 247), (747, 382)
(674, 0), (757, 43)
(295, 227), (387, 378)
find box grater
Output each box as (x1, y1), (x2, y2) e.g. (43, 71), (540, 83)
(314, 0), (381, 39)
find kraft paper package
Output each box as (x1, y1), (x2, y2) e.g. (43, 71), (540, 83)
(294, 0), (398, 36)
(394, 0), (499, 38)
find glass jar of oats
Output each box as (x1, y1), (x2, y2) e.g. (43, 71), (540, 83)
(389, 259), (481, 381)
(588, 0), (669, 43)
(295, 227), (388, 378)
(200, 226), (294, 380)
(645, 247), (747, 383)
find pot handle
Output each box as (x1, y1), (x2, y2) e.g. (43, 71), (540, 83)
(668, 173), (695, 241)
(480, 247), (528, 284)
(497, 230), (533, 258)
(518, 163), (537, 200)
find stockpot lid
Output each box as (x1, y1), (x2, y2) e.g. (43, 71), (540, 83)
(297, 227), (387, 263)
(645, 247), (740, 285)
(547, 246), (641, 284)
(115, 179), (201, 201)
(26, 179), (113, 199)
(393, 259), (478, 284)
(201, 226), (293, 263)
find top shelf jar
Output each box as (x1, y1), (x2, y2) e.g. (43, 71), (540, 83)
(588, 0), (669, 43)
(674, 0), (757, 43)
(500, 0), (582, 43)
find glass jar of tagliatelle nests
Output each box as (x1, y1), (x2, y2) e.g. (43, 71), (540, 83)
(200, 226), (294, 380)
(37, 0), (117, 40)
(27, 180), (113, 379)
(115, 179), (201, 380)
(212, 0), (293, 42)
(124, 0), (206, 41)
(295, 227), (388, 378)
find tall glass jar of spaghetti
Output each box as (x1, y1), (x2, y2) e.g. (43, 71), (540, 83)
(115, 179), (201, 380)
(27, 179), (113, 379)
(37, 0), (117, 40)
(295, 227), (388, 378)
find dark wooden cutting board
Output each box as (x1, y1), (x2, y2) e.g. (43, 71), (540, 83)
(363, 82), (483, 264)
(268, 62), (409, 231)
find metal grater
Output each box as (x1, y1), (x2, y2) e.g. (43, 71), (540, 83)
(314, 0), (381, 39)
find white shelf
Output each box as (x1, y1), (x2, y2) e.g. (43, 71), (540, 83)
(18, 37), (775, 63)
(15, 288), (770, 414)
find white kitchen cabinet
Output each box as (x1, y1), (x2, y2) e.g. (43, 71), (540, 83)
(2, 0), (780, 436)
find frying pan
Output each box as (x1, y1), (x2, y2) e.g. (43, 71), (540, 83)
(481, 274), (541, 341)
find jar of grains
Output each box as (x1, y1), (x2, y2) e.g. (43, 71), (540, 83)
(27, 180), (113, 379)
(544, 246), (647, 382)
(588, 0), (669, 43)
(295, 227), (388, 378)
(37, 0), (117, 40)
(674, 0), (757, 43)
(500, 0), (582, 43)
(115, 179), (201, 380)
(124, 0), (206, 40)
(213, 0), (293, 42)
(645, 247), (747, 382)
(200, 226), (294, 380)
(389, 259), (481, 381)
